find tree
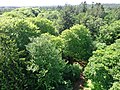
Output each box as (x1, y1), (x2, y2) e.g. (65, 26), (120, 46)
(92, 3), (105, 18)
(0, 18), (39, 50)
(79, 14), (106, 39)
(82, 1), (87, 13)
(37, 10), (63, 33)
(98, 20), (120, 45)
(104, 7), (120, 23)
(84, 39), (120, 90)
(26, 33), (72, 90)
(27, 18), (58, 35)
(109, 82), (120, 90)
(0, 35), (28, 90)
(0, 17), (57, 50)
(2, 8), (41, 18)
(61, 24), (93, 63)
(61, 4), (76, 32)
(0, 18), (39, 90)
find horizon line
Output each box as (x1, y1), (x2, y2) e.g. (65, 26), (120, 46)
(0, 3), (120, 7)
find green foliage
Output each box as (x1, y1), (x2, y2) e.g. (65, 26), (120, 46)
(86, 17), (105, 39)
(81, 1), (87, 13)
(37, 10), (60, 20)
(76, 14), (106, 39)
(2, 8), (41, 18)
(27, 18), (58, 35)
(26, 33), (71, 90)
(61, 4), (76, 32)
(109, 82), (120, 90)
(0, 17), (58, 51)
(98, 20), (120, 45)
(84, 39), (120, 90)
(104, 8), (120, 23)
(0, 5), (120, 90)
(0, 35), (39, 90)
(63, 63), (82, 83)
(61, 24), (93, 61)
(0, 18), (39, 50)
(37, 10), (63, 33)
(0, 35), (26, 90)
(89, 3), (106, 18)
(50, 36), (64, 49)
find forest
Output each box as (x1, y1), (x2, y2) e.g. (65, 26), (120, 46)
(0, 2), (120, 90)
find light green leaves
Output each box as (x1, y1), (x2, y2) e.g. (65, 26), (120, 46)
(84, 39), (120, 90)
(61, 24), (93, 61)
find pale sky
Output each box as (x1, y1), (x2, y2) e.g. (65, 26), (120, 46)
(0, 0), (120, 6)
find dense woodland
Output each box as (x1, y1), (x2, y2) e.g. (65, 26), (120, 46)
(0, 2), (120, 90)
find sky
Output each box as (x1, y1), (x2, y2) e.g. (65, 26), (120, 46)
(0, 0), (120, 6)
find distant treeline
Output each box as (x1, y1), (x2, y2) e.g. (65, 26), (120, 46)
(0, 7), (19, 14)
(0, 3), (120, 14)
